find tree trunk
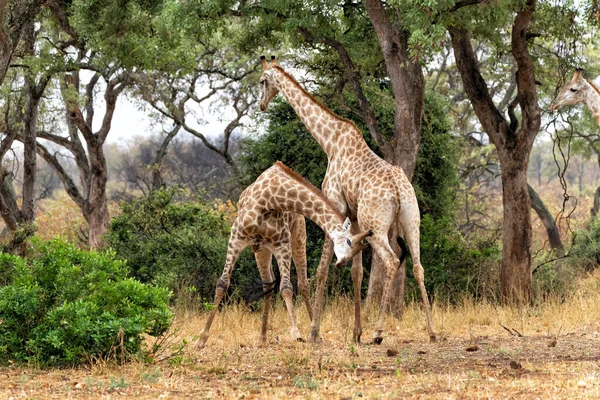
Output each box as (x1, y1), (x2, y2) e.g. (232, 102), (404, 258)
(0, 0), (42, 87)
(0, 168), (23, 231)
(449, 0), (540, 304)
(21, 76), (42, 222)
(499, 156), (533, 303)
(151, 124), (181, 190)
(364, 0), (424, 313)
(85, 200), (109, 249)
(528, 184), (563, 253)
(592, 186), (600, 218)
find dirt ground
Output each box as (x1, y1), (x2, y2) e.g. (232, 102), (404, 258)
(2, 273), (600, 399)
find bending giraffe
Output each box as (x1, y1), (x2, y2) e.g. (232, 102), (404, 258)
(197, 161), (372, 348)
(258, 56), (437, 344)
(550, 68), (600, 124)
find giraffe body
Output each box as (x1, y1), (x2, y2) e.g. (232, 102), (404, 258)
(551, 69), (600, 124)
(197, 162), (371, 348)
(259, 56), (436, 344)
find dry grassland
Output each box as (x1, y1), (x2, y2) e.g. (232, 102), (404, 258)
(2, 271), (600, 399)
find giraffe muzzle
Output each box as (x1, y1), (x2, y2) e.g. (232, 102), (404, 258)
(335, 230), (373, 269)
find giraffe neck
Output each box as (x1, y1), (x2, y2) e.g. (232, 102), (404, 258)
(260, 165), (344, 238)
(584, 80), (600, 125)
(271, 67), (350, 157)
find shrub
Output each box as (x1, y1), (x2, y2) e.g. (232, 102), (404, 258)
(106, 188), (257, 303)
(405, 215), (501, 303)
(0, 238), (172, 366)
(570, 218), (600, 270)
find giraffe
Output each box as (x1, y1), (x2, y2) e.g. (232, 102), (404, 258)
(258, 55), (437, 345)
(550, 69), (600, 124)
(197, 161), (372, 348)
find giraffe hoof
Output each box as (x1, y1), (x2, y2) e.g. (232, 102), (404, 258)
(430, 335), (437, 343)
(297, 337), (306, 343)
(307, 332), (323, 344)
(373, 337), (383, 345)
(353, 335), (361, 344)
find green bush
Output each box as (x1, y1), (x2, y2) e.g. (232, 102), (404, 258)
(106, 188), (257, 303)
(570, 218), (600, 270)
(405, 215), (501, 302)
(0, 238), (172, 366)
(531, 218), (600, 301)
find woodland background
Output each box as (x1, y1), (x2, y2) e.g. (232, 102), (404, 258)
(1, 0), (600, 349)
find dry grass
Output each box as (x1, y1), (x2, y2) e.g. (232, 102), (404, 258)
(3, 272), (600, 399)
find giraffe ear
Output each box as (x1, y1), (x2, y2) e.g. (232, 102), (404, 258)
(342, 217), (351, 232)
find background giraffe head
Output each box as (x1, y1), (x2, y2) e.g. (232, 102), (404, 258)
(550, 69), (588, 111)
(259, 55), (280, 111)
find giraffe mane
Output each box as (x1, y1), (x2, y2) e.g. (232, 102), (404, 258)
(586, 79), (600, 97)
(273, 161), (345, 222)
(271, 65), (363, 137)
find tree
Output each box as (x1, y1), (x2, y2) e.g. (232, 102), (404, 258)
(445, 0), (589, 303)
(0, 18), (52, 251)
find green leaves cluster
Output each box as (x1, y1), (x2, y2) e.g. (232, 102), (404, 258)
(107, 188), (257, 303)
(0, 239), (172, 366)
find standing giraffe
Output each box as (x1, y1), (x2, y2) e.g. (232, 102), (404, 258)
(197, 161), (371, 348)
(550, 69), (600, 124)
(259, 56), (436, 344)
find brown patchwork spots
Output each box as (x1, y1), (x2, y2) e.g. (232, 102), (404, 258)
(257, 58), (436, 345)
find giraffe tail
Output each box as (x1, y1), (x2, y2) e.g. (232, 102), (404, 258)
(243, 276), (280, 304)
(392, 165), (410, 266)
(397, 236), (409, 266)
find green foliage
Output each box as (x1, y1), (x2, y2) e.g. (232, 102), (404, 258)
(106, 187), (257, 303)
(570, 218), (600, 271)
(405, 215), (501, 302)
(413, 92), (459, 219)
(0, 238), (172, 366)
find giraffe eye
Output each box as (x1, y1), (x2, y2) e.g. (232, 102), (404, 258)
(260, 80), (265, 85)
(346, 238), (352, 247)
(570, 88), (578, 92)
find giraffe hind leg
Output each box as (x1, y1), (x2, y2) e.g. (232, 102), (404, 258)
(273, 245), (303, 342)
(255, 248), (275, 345)
(291, 216), (312, 321)
(399, 201), (437, 342)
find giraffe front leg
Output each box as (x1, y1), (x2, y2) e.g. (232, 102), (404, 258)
(291, 217), (312, 321)
(275, 245), (302, 342)
(351, 250), (363, 343)
(197, 244), (243, 349)
(307, 238), (334, 344)
(370, 235), (400, 345)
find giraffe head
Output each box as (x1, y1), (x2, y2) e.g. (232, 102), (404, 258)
(550, 69), (588, 111)
(259, 55), (280, 112)
(331, 217), (373, 268)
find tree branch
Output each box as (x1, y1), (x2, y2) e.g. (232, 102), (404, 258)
(35, 142), (86, 209)
(449, 26), (509, 148)
(511, 0), (541, 143)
